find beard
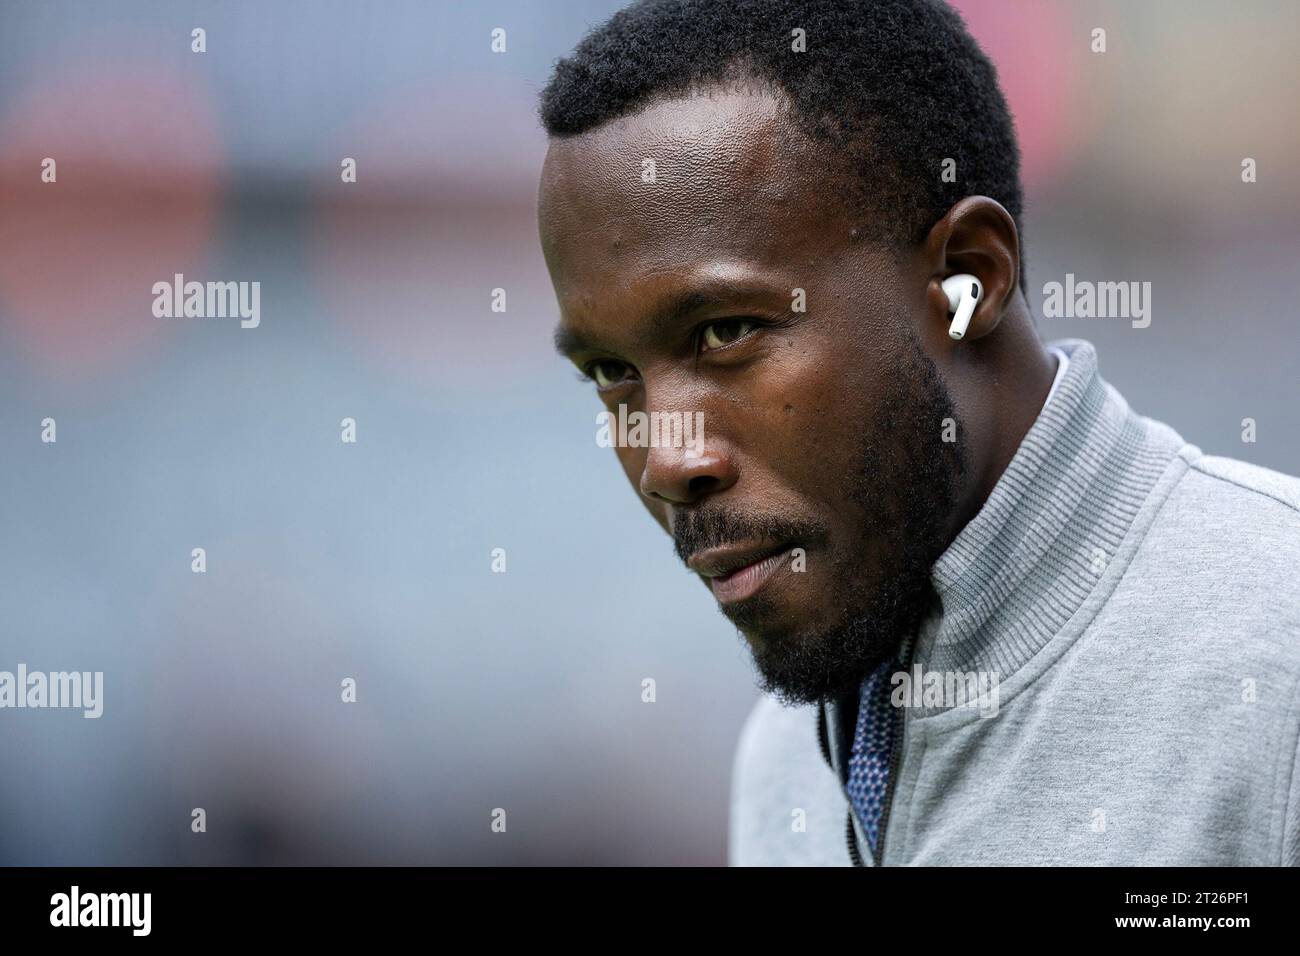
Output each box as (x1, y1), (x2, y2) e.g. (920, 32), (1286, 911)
(673, 331), (968, 705)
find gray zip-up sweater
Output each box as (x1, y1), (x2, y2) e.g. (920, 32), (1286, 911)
(729, 338), (1300, 866)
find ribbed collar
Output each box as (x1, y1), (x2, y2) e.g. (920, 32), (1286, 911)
(824, 337), (1188, 749)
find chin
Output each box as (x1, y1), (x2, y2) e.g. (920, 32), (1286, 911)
(735, 585), (908, 705)
(720, 591), (803, 646)
(721, 568), (848, 639)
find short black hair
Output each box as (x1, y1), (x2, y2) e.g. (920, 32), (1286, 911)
(540, 0), (1027, 293)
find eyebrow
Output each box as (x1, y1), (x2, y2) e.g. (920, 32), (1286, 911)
(552, 324), (593, 358)
(552, 283), (774, 359)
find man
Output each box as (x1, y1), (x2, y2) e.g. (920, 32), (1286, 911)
(536, 0), (1300, 865)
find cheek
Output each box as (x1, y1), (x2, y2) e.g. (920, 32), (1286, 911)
(737, 342), (882, 503)
(615, 445), (642, 488)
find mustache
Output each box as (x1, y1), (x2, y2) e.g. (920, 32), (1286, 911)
(672, 508), (828, 566)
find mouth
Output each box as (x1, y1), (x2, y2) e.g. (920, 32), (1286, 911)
(688, 541), (796, 605)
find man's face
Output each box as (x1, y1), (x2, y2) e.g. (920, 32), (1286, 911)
(539, 90), (967, 704)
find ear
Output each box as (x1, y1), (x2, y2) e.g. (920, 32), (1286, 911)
(922, 196), (1020, 343)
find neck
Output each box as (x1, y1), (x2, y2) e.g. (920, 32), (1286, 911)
(944, 292), (1056, 547)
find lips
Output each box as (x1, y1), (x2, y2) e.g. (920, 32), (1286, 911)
(687, 541), (795, 604)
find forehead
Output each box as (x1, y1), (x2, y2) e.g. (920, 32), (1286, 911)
(539, 90), (855, 328)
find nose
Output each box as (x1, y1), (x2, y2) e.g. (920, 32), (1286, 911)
(639, 439), (738, 506)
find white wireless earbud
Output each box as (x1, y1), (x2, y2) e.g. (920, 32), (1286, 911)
(942, 274), (982, 341)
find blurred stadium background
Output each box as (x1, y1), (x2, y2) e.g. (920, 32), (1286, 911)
(0, 0), (1296, 864)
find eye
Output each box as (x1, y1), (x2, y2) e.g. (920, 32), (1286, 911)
(586, 359), (636, 389)
(700, 318), (757, 352)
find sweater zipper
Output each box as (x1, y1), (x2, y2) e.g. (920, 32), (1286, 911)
(820, 705), (867, 867)
(868, 633), (916, 866)
(845, 809), (864, 865)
